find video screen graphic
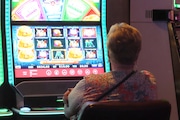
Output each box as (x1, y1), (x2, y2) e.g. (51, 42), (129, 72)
(12, 25), (104, 78)
(11, 0), (100, 21)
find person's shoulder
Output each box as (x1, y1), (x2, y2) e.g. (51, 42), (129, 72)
(138, 70), (156, 85)
(84, 72), (114, 84)
(84, 72), (112, 80)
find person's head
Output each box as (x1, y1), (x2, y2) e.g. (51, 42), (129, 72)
(107, 22), (142, 66)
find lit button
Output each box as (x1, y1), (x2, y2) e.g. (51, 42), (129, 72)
(0, 108), (8, 113)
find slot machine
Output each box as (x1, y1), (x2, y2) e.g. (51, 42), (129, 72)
(5, 0), (109, 119)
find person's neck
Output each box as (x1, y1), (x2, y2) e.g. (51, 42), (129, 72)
(111, 63), (135, 72)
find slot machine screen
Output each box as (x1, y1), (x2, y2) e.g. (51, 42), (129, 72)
(11, 0), (100, 21)
(12, 25), (105, 78)
(6, 0), (109, 85)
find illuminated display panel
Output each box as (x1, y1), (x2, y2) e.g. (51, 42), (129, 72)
(11, 0), (100, 21)
(174, 0), (180, 8)
(12, 25), (104, 78)
(6, 0), (109, 85)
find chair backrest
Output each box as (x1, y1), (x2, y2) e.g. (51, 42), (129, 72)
(77, 100), (171, 120)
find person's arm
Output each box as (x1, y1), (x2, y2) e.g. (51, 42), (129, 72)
(141, 70), (157, 100)
(63, 88), (73, 107)
(63, 79), (86, 118)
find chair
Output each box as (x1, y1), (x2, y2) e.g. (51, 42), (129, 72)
(77, 100), (171, 120)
